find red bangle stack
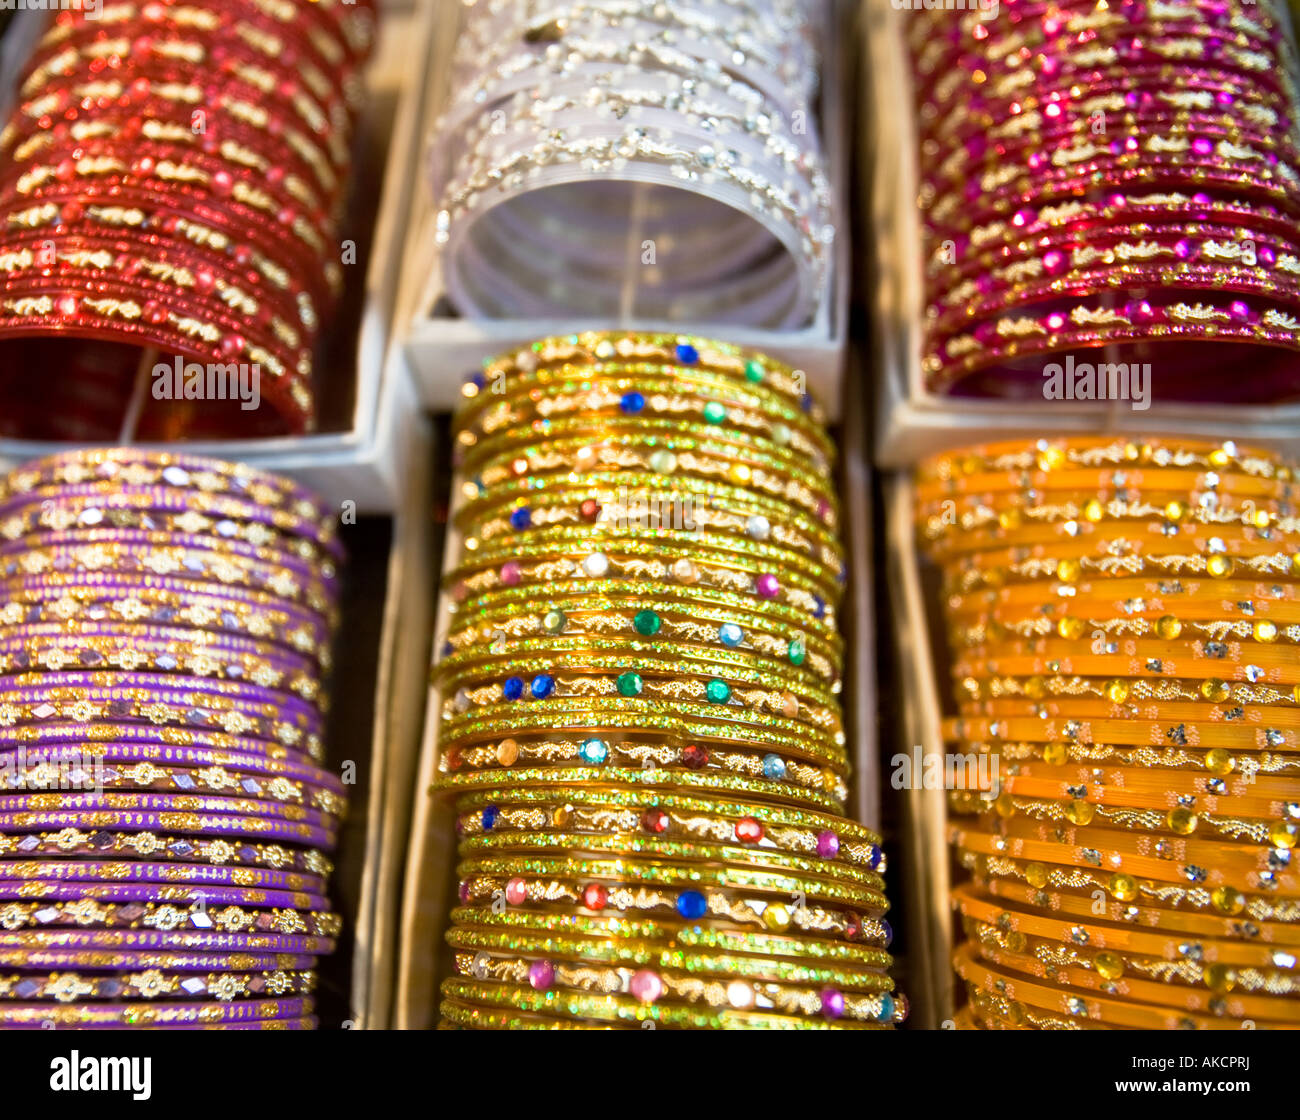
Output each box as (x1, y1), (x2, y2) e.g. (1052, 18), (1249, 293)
(906, 0), (1300, 402)
(0, 0), (376, 439)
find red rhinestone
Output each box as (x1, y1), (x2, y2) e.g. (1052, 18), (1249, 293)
(580, 499), (601, 521)
(735, 817), (764, 843)
(641, 808), (669, 833)
(582, 884), (608, 911)
(681, 745), (708, 770)
(444, 746), (462, 772)
(844, 914), (861, 940)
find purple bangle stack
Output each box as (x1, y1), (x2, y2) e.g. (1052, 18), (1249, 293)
(0, 449), (344, 1030)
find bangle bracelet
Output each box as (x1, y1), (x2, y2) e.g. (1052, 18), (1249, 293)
(0, 828), (331, 873)
(452, 951), (895, 1023)
(452, 783), (880, 852)
(0, 967), (315, 1003)
(0, 928), (334, 955)
(968, 866), (1300, 941)
(441, 736), (845, 802)
(951, 816), (1298, 892)
(0, 946), (317, 972)
(449, 905), (894, 961)
(954, 885), (1295, 964)
(953, 942), (1289, 1030)
(438, 764), (845, 817)
(962, 846), (1297, 920)
(968, 934), (1300, 1014)
(455, 873), (884, 944)
(0, 860), (326, 894)
(0, 995), (314, 1028)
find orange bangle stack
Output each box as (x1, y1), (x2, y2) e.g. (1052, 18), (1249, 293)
(917, 436), (1300, 1030)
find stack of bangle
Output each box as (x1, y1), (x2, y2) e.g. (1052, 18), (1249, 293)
(906, 0), (1300, 401)
(918, 435), (1300, 1030)
(0, 448), (344, 1030)
(434, 331), (906, 1029)
(429, 1), (832, 328)
(0, 0), (377, 438)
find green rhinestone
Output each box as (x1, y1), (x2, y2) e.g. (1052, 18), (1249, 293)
(617, 672), (643, 697)
(705, 679), (731, 704)
(542, 609), (566, 634)
(744, 359), (765, 383)
(702, 401), (726, 425)
(633, 609), (661, 636)
(788, 636), (806, 666)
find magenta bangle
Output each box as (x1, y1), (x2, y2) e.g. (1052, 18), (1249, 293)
(929, 118), (1300, 197)
(929, 220), (1296, 294)
(929, 263), (1300, 340)
(928, 294), (1300, 401)
(945, 191), (1300, 261)
(0, 859), (327, 894)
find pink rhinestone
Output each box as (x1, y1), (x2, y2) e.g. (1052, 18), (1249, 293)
(629, 969), (663, 1003)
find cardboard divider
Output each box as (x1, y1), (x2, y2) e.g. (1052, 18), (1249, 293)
(883, 471), (956, 1029)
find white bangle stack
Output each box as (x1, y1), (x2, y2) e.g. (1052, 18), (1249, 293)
(429, 0), (833, 328)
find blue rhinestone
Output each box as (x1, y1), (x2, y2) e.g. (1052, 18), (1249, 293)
(866, 843), (882, 870)
(620, 391), (645, 414)
(676, 890), (707, 919)
(718, 622), (743, 647)
(530, 674), (555, 699)
(675, 342), (699, 364)
(801, 393), (813, 413)
(579, 738), (608, 764)
(502, 677), (524, 701)
(510, 507), (532, 531)
(812, 595), (826, 620)
(881, 918), (892, 947)
(762, 753), (787, 780)
(481, 805), (499, 830)
(877, 993), (895, 1022)
(467, 372), (486, 390)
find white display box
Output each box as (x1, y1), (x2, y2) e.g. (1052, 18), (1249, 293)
(393, 0), (857, 420)
(866, 0), (1300, 469)
(0, 0), (436, 513)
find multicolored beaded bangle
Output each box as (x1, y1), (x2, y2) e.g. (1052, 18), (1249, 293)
(454, 874), (885, 945)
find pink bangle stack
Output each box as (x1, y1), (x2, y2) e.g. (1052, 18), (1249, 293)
(907, 0), (1300, 401)
(0, 448), (344, 1030)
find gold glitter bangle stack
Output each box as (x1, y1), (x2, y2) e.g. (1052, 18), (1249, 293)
(918, 435), (1300, 1030)
(433, 331), (906, 1029)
